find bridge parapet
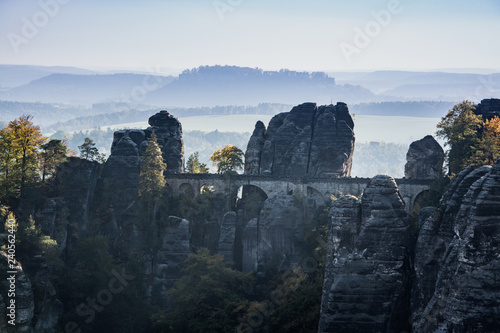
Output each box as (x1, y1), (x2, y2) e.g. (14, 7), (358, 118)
(165, 173), (432, 212)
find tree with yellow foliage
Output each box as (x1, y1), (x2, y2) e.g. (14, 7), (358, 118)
(209, 145), (244, 173)
(0, 115), (45, 201)
(472, 116), (500, 166)
(138, 132), (166, 201)
(437, 101), (500, 174)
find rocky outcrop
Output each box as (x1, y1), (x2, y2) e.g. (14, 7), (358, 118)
(256, 194), (305, 270)
(242, 218), (259, 273)
(147, 111), (184, 174)
(474, 98), (500, 120)
(405, 135), (444, 180)
(217, 212), (237, 263)
(99, 110), (184, 256)
(150, 217), (190, 307)
(412, 160), (500, 332)
(318, 175), (411, 333)
(244, 102), (355, 177)
(110, 110), (184, 175)
(244, 121), (266, 175)
(241, 193), (311, 273)
(0, 252), (35, 332)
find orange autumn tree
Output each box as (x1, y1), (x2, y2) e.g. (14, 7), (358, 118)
(473, 116), (500, 166)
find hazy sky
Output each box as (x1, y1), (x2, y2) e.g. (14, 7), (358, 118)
(1, 0), (499, 73)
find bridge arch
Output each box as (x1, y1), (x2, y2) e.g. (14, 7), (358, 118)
(412, 189), (442, 210)
(236, 184), (268, 220)
(179, 183), (195, 198)
(164, 174), (432, 212)
(307, 186), (326, 205)
(200, 183), (216, 194)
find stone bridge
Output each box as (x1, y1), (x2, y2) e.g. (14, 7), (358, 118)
(165, 174), (433, 212)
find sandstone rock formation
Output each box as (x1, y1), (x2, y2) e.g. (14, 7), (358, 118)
(110, 110), (184, 174)
(241, 193), (312, 273)
(474, 98), (500, 120)
(244, 102), (355, 177)
(0, 252), (35, 332)
(404, 135), (444, 179)
(217, 211), (237, 263)
(412, 160), (500, 332)
(318, 175), (411, 333)
(150, 217), (190, 307)
(100, 110), (184, 255)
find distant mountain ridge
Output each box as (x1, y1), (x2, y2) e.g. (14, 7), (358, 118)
(334, 70), (500, 100)
(144, 65), (375, 106)
(0, 65), (375, 106)
(0, 73), (174, 105)
(1, 65), (498, 108)
(0, 64), (96, 88)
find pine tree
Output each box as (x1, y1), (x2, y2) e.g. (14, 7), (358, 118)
(40, 139), (68, 182)
(138, 132), (166, 201)
(186, 152), (209, 174)
(79, 137), (100, 161)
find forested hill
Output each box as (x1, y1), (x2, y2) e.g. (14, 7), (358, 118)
(143, 66), (376, 106)
(0, 73), (174, 104)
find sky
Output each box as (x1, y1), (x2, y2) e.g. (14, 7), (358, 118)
(1, 0), (500, 73)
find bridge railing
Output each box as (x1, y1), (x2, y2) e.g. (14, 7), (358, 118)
(165, 173), (433, 186)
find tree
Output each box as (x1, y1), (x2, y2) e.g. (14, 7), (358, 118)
(78, 137), (105, 163)
(209, 145), (244, 173)
(186, 152), (209, 174)
(0, 115), (45, 201)
(40, 139), (68, 182)
(152, 248), (252, 333)
(436, 101), (483, 174)
(138, 132), (166, 201)
(0, 126), (16, 201)
(472, 116), (500, 166)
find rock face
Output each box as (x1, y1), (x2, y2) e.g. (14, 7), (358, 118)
(318, 175), (411, 333)
(110, 110), (184, 174)
(405, 135), (444, 179)
(474, 98), (500, 120)
(0, 252), (35, 332)
(412, 160), (500, 332)
(241, 194), (311, 273)
(150, 217), (190, 307)
(217, 212), (237, 263)
(100, 110), (184, 255)
(244, 102), (355, 177)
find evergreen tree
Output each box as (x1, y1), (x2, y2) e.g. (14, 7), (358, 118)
(209, 145), (244, 173)
(138, 132), (166, 201)
(78, 137), (105, 162)
(186, 152), (209, 174)
(40, 139), (68, 182)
